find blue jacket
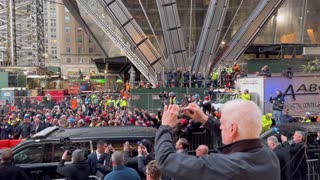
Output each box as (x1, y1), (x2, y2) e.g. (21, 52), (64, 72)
(165, 72), (173, 81)
(103, 165), (140, 180)
(88, 152), (98, 175)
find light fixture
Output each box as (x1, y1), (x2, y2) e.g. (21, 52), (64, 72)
(276, 14), (285, 23)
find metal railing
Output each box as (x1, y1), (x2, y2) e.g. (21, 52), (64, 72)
(308, 159), (320, 180)
(183, 132), (222, 154)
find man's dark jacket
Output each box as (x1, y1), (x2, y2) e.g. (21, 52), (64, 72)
(155, 117), (281, 180)
(31, 123), (46, 134)
(273, 145), (290, 180)
(87, 152), (99, 175)
(56, 160), (90, 180)
(0, 123), (13, 139)
(0, 162), (30, 180)
(283, 141), (307, 180)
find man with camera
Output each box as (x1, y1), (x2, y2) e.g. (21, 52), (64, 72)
(155, 100), (280, 180)
(0, 149), (30, 180)
(56, 149), (90, 180)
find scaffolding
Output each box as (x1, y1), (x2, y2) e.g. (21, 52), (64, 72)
(0, 0), (44, 67)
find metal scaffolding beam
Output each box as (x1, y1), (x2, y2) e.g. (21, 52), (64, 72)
(7, 0), (16, 65)
(156, 0), (188, 70)
(99, 0), (167, 74)
(0, 0), (45, 67)
(191, 0), (229, 75)
(208, 0), (286, 75)
(31, 0), (45, 66)
(72, 0), (159, 86)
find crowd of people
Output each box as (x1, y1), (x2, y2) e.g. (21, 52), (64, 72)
(50, 99), (312, 180)
(152, 64), (247, 89)
(0, 90), (316, 180)
(0, 90), (219, 141)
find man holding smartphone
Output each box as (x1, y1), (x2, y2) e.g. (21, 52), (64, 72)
(155, 100), (280, 180)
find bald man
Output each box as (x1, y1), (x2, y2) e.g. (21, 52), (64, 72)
(155, 99), (280, 180)
(195, 145), (208, 157)
(0, 149), (30, 180)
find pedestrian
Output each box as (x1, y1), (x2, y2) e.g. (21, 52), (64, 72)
(174, 68), (182, 87)
(183, 68), (190, 87)
(88, 140), (107, 175)
(56, 149), (90, 180)
(267, 136), (290, 180)
(0, 149), (30, 180)
(103, 151), (140, 180)
(270, 90), (285, 125)
(195, 145), (209, 157)
(164, 70), (173, 88)
(281, 131), (307, 180)
(145, 160), (161, 180)
(0, 117), (13, 139)
(15, 114), (32, 139)
(155, 100), (280, 180)
(240, 89), (251, 101)
(175, 138), (189, 154)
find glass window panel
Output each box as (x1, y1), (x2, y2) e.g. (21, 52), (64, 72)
(303, 0), (320, 44)
(14, 145), (43, 164)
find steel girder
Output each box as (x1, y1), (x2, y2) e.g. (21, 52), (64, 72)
(99, 0), (167, 75)
(207, 0), (286, 75)
(62, 0), (110, 58)
(73, 0), (160, 86)
(156, 0), (188, 70)
(191, 0), (229, 75)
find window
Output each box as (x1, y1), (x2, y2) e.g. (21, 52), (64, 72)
(77, 28), (82, 32)
(53, 143), (70, 162)
(66, 58), (71, 63)
(89, 38), (92, 43)
(66, 37), (71, 43)
(65, 16), (70, 22)
(89, 48), (93, 53)
(79, 58), (83, 63)
(14, 145), (43, 164)
(66, 47), (71, 53)
(77, 37), (83, 43)
(65, 27), (70, 33)
(78, 48), (83, 53)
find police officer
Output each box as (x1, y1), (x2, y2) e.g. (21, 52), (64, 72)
(0, 117), (13, 139)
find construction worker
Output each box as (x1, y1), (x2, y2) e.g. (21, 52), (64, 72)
(211, 70), (219, 87)
(120, 97), (128, 110)
(241, 89), (251, 101)
(262, 113), (273, 133)
(168, 92), (177, 105)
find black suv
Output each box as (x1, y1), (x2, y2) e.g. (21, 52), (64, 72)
(9, 126), (156, 180)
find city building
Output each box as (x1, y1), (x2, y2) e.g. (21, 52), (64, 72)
(56, 1), (102, 79)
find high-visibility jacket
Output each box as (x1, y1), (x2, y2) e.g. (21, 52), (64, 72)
(262, 114), (273, 132)
(241, 93), (251, 101)
(169, 97), (177, 104)
(106, 99), (116, 107)
(120, 99), (127, 107)
(211, 71), (219, 80)
(227, 67), (233, 74)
